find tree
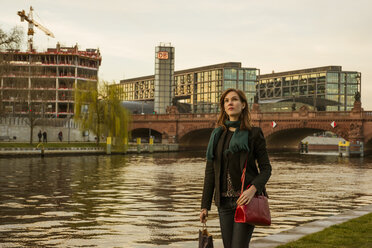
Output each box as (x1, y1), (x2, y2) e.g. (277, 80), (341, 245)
(74, 81), (131, 147)
(0, 26), (23, 50)
(0, 26), (23, 117)
(1, 26), (62, 144)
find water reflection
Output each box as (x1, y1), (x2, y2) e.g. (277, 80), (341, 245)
(0, 152), (371, 247)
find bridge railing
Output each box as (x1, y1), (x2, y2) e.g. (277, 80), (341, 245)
(132, 113), (218, 120)
(259, 112), (293, 118)
(363, 111), (372, 117)
(314, 111), (350, 117)
(258, 111), (361, 119)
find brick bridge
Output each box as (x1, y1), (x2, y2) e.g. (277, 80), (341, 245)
(131, 101), (372, 152)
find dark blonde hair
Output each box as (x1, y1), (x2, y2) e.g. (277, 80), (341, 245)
(217, 88), (252, 130)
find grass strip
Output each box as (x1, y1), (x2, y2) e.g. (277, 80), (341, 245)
(277, 212), (372, 248)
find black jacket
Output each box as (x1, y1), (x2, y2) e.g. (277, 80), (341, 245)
(201, 127), (272, 210)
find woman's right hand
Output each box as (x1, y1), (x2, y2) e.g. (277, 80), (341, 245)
(200, 209), (208, 223)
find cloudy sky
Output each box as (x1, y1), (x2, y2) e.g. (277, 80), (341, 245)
(2, 0), (372, 108)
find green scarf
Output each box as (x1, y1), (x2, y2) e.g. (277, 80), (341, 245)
(206, 120), (249, 162)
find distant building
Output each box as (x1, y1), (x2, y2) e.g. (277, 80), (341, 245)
(112, 46), (361, 114)
(0, 43), (101, 118)
(114, 62), (259, 114)
(154, 44), (175, 114)
(258, 66), (361, 111)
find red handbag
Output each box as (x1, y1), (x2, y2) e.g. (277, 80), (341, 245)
(234, 160), (271, 226)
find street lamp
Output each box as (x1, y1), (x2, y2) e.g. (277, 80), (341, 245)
(67, 114), (71, 144)
(292, 93), (296, 111)
(10, 97), (15, 117)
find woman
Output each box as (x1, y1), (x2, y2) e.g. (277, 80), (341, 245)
(200, 88), (272, 248)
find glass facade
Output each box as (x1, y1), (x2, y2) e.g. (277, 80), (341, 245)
(259, 66), (361, 112)
(190, 69), (221, 113)
(112, 77), (154, 101)
(223, 68), (257, 111)
(326, 71), (360, 111)
(260, 101), (315, 112)
(115, 62), (259, 114)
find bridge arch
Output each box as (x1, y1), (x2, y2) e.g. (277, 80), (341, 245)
(362, 134), (372, 153)
(130, 128), (162, 143)
(265, 123), (345, 150)
(179, 128), (214, 150)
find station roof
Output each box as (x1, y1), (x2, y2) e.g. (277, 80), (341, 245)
(259, 66), (342, 79)
(259, 97), (341, 107)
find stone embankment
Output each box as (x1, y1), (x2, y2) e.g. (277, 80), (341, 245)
(207, 204), (372, 248)
(0, 144), (179, 157)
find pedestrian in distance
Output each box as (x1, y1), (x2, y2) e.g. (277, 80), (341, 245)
(58, 131), (63, 142)
(38, 130), (42, 143)
(42, 131), (47, 143)
(200, 88), (272, 248)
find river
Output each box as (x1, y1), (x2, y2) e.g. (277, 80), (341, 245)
(0, 152), (371, 247)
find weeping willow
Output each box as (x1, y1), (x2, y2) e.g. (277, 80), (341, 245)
(74, 81), (131, 148)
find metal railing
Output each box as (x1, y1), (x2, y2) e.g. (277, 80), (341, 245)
(0, 117), (79, 128)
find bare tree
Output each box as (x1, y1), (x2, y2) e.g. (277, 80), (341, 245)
(1, 27), (53, 144)
(0, 26), (23, 50)
(0, 26), (23, 117)
(1, 27), (70, 144)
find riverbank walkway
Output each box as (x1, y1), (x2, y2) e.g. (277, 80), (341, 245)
(0, 143), (179, 157)
(250, 203), (372, 247)
(210, 204), (372, 248)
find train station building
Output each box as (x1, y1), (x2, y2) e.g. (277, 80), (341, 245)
(113, 44), (258, 114)
(258, 66), (361, 112)
(113, 45), (361, 114)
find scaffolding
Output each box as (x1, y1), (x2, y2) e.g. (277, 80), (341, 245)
(0, 43), (101, 118)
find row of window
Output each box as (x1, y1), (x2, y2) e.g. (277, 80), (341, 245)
(260, 73), (327, 84)
(327, 72), (358, 83)
(1, 78), (76, 88)
(326, 83), (358, 94)
(261, 72), (358, 87)
(5, 54), (100, 67)
(260, 77), (327, 87)
(224, 69), (257, 81)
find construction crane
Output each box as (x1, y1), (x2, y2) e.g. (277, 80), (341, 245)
(17, 6), (55, 51)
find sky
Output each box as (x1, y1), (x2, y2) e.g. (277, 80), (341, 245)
(1, 0), (372, 108)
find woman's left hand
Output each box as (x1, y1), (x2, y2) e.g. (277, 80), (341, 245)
(236, 185), (257, 206)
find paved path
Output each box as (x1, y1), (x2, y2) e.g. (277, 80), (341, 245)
(250, 203), (372, 248)
(0, 144), (179, 157)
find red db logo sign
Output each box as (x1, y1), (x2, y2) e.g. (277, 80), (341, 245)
(157, 51), (169, 59)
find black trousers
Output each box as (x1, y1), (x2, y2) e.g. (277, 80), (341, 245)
(218, 197), (254, 248)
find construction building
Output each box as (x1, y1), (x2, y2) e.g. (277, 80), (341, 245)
(113, 62), (259, 114)
(0, 43), (101, 118)
(258, 66), (361, 112)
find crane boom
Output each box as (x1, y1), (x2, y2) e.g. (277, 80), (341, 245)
(32, 19), (55, 38)
(17, 6), (55, 51)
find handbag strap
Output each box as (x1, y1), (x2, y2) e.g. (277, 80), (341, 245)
(202, 222), (208, 232)
(240, 158), (251, 195)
